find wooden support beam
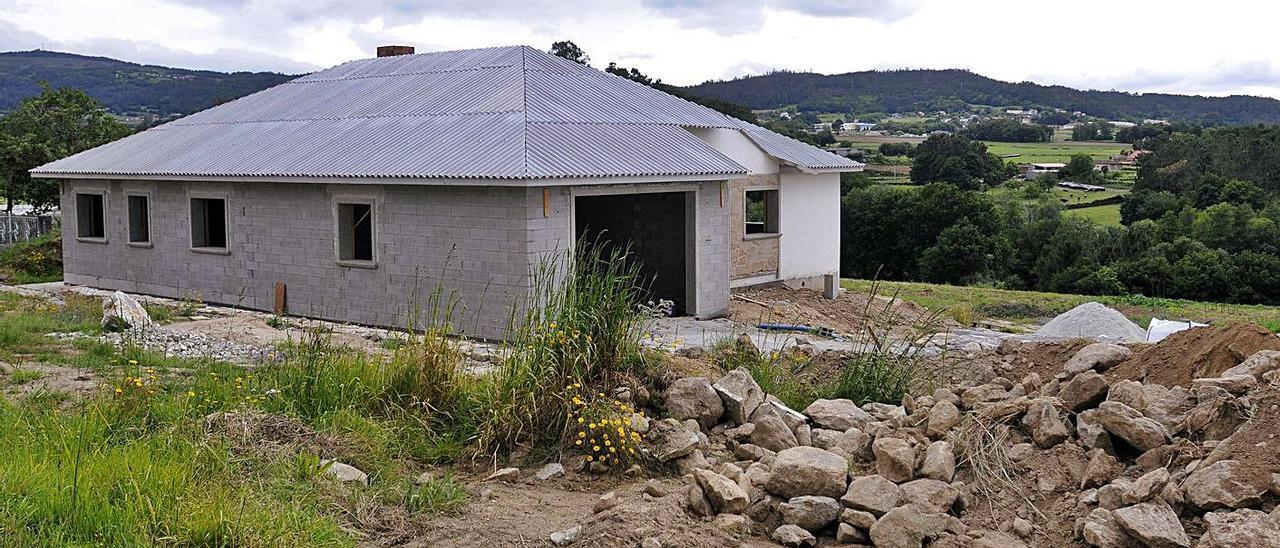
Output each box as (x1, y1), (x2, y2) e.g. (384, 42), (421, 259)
(273, 282), (286, 314)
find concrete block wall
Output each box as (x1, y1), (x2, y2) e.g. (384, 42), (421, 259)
(729, 174), (781, 280)
(60, 178), (731, 338)
(61, 179), (545, 339)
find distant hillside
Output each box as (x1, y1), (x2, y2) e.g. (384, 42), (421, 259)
(0, 50), (294, 117)
(685, 69), (1280, 125)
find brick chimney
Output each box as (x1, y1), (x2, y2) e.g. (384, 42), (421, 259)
(376, 45), (414, 57)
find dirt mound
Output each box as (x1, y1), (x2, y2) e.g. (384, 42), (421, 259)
(729, 285), (956, 338)
(1108, 323), (1280, 387)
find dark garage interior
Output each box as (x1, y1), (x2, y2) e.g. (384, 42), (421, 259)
(574, 192), (690, 314)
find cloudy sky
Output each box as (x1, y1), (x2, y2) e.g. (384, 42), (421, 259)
(3, 0), (1279, 98)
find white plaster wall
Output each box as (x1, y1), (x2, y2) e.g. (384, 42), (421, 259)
(688, 127), (779, 174)
(779, 171), (840, 279)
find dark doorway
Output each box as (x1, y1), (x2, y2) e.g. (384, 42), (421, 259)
(575, 192), (690, 314)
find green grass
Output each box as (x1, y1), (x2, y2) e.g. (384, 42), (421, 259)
(981, 140), (1127, 164)
(842, 278), (1280, 329)
(1065, 203), (1123, 226)
(8, 368), (42, 384)
(0, 295), (482, 546)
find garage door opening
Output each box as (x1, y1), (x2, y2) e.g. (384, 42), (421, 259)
(575, 192), (692, 315)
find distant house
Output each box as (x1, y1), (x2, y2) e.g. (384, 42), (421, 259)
(840, 122), (877, 134)
(1058, 181), (1106, 192)
(1024, 163), (1066, 180)
(33, 45), (863, 339)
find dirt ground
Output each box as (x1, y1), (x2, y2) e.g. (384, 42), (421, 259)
(0, 361), (102, 400)
(957, 440), (1092, 548)
(406, 477), (766, 548)
(729, 285), (957, 338)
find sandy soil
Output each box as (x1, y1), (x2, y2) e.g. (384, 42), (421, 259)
(0, 361), (102, 400)
(730, 285), (956, 339)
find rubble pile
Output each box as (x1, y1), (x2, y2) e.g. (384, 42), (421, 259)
(616, 333), (1280, 547)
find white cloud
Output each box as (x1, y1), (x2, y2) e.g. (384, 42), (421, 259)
(0, 0), (1277, 99)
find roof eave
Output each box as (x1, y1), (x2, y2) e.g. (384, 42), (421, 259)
(31, 171), (750, 186)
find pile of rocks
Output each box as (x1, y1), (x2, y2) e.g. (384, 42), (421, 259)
(642, 341), (1280, 547)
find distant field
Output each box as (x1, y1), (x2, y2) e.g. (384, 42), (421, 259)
(1066, 203), (1123, 226)
(983, 141), (1128, 164)
(842, 278), (1280, 329)
(843, 135), (1129, 165)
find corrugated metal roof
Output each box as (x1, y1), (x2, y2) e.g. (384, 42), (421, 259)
(33, 45), (859, 180)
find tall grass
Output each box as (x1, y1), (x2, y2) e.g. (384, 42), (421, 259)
(477, 240), (652, 458)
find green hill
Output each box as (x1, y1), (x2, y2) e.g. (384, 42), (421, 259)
(0, 50), (294, 117)
(685, 69), (1280, 125)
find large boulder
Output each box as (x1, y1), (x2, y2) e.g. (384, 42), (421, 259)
(1061, 371), (1110, 412)
(771, 524), (817, 547)
(1081, 449), (1123, 489)
(1064, 343), (1132, 375)
(1111, 501), (1190, 548)
(1198, 508), (1280, 547)
(1077, 409), (1114, 451)
(649, 418), (702, 462)
(925, 400), (961, 439)
(872, 437), (916, 483)
(765, 446), (850, 499)
(665, 377), (724, 428)
(898, 478), (959, 513)
(779, 495), (842, 532)
(1021, 398), (1069, 448)
(1082, 508), (1142, 548)
(750, 413), (800, 452)
(919, 441), (955, 482)
(803, 398), (873, 431)
(713, 368), (764, 425)
(1220, 350), (1280, 380)
(1095, 401), (1169, 452)
(1184, 460), (1267, 510)
(694, 469), (749, 514)
(841, 474), (902, 516)
(101, 290), (154, 331)
(827, 428), (873, 463)
(868, 505), (948, 548)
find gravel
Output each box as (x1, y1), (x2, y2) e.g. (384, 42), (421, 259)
(96, 326), (283, 365)
(1034, 302), (1147, 343)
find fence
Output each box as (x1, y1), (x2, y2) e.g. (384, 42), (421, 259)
(0, 213), (58, 247)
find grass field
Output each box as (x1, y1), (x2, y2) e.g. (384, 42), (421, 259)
(843, 135), (1129, 165)
(975, 140), (1127, 164)
(1065, 203), (1123, 226)
(842, 278), (1280, 331)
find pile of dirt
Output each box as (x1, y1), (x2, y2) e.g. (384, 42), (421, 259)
(729, 285), (956, 338)
(1108, 323), (1280, 387)
(1034, 302), (1146, 342)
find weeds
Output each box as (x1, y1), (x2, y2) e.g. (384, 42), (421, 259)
(478, 239), (653, 459)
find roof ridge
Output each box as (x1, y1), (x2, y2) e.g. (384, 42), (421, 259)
(294, 64), (518, 83)
(169, 110), (524, 126)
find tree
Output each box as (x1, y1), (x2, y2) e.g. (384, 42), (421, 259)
(917, 218), (995, 284)
(909, 133), (1005, 189)
(1060, 154), (1099, 182)
(0, 83), (131, 212)
(1072, 121), (1114, 141)
(961, 119), (1053, 143)
(549, 41), (589, 65)
(831, 118), (844, 133)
